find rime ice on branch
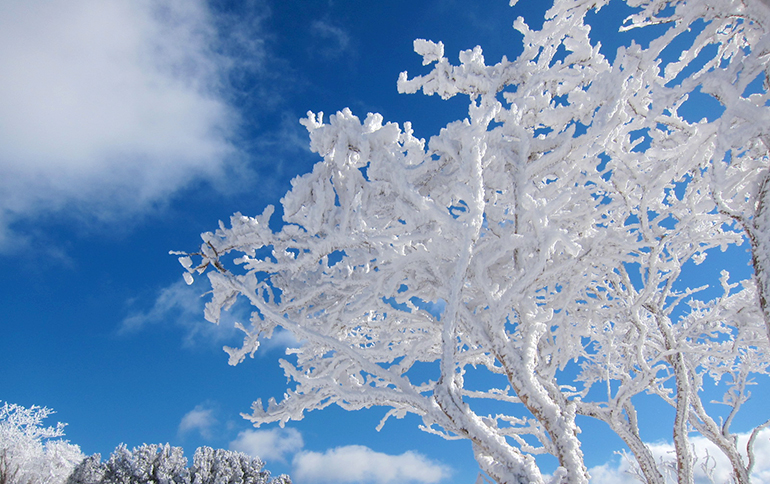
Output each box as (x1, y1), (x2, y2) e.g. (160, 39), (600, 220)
(0, 402), (83, 484)
(177, 1), (770, 483)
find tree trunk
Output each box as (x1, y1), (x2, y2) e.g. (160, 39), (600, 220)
(748, 170), (770, 342)
(495, 328), (590, 484)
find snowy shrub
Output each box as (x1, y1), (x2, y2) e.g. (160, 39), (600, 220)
(0, 402), (83, 484)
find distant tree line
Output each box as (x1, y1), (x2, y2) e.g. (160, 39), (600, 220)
(1, 402), (290, 484)
(67, 444), (290, 484)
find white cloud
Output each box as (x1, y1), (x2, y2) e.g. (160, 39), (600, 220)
(230, 428), (304, 463)
(229, 427), (451, 483)
(588, 428), (770, 484)
(0, 0), (254, 248)
(179, 404), (217, 439)
(292, 445), (451, 484)
(588, 456), (647, 484)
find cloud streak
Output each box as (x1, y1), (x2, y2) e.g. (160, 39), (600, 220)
(120, 279), (241, 348)
(0, 0), (252, 249)
(309, 19), (352, 59)
(121, 278), (302, 352)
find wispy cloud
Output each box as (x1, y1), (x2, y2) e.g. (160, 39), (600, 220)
(120, 279), (241, 348)
(230, 428), (304, 463)
(0, 0), (263, 250)
(309, 19), (351, 58)
(121, 278), (302, 352)
(179, 404), (217, 439)
(292, 445), (451, 484)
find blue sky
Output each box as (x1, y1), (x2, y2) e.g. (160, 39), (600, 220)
(1, 1), (769, 483)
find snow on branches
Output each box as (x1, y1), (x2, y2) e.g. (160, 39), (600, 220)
(0, 402), (83, 484)
(178, 0), (770, 483)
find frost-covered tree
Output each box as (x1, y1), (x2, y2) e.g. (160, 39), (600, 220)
(99, 444), (189, 484)
(65, 456), (104, 484)
(0, 402), (84, 484)
(191, 446), (290, 484)
(67, 444), (290, 484)
(177, 0), (770, 482)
